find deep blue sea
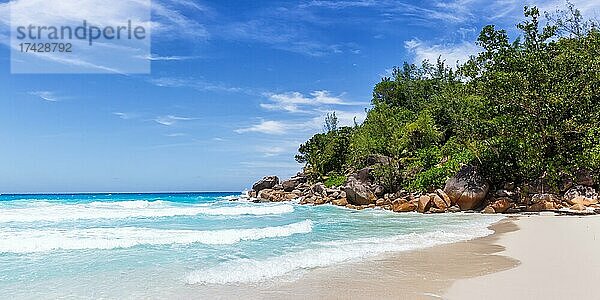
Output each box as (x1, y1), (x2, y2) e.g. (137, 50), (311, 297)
(0, 192), (503, 298)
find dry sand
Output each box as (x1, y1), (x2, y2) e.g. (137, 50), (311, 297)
(445, 215), (600, 300)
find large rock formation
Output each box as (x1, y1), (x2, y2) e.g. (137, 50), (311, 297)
(252, 176), (280, 192)
(258, 189), (297, 202)
(564, 185), (598, 203)
(444, 165), (489, 210)
(282, 174), (308, 192)
(343, 177), (376, 206)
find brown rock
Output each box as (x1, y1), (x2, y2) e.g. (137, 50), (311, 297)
(448, 205), (461, 213)
(565, 186), (598, 203)
(482, 206), (496, 214)
(569, 196), (598, 207)
(570, 203), (586, 211)
(435, 189), (452, 207)
(376, 199), (385, 206)
(343, 177), (376, 206)
(531, 194), (560, 204)
(490, 198), (512, 213)
(354, 167), (375, 183)
(444, 165), (489, 210)
(528, 201), (556, 212)
(429, 208), (446, 213)
(332, 198), (349, 206)
(392, 199), (417, 213)
(252, 176), (280, 192)
(432, 194), (448, 210)
(417, 195), (432, 213)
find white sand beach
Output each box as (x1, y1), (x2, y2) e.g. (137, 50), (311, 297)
(445, 215), (600, 299)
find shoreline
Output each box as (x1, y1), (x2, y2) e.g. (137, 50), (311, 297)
(180, 216), (520, 299)
(188, 214), (600, 299)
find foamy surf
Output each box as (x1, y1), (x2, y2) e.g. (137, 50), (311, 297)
(185, 215), (504, 285)
(0, 220), (313, 253)
(0, 201), (294, 223)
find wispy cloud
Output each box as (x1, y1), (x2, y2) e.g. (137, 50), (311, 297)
(235, 120), (289, 135)
(257, 146), (286, 157)
(236, 108), (367, 136)
(113, 112), (137, 120)
(154, 115), (194, 126)
(261, 90), (357, 113)
(28, 91), (60, 102)
(218, 19), (346, 57)
(165, 133), (187, 137)
(404, 38), (480, 66)
(148, 77), (247, 94)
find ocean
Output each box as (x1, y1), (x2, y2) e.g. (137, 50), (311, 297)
(0, 192), (503, 298)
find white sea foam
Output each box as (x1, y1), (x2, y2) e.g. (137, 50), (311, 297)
(0, 201), (294, 223)
(186, 215), (504, 285)
(0, 220), (313, 253)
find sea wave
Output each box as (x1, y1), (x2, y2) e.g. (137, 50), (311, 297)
(186, 215), (504, 284)
(0, 201), (294, 223)
(0, 220), (313, 253)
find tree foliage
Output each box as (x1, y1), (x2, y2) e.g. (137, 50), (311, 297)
(297, 4), (600, 192)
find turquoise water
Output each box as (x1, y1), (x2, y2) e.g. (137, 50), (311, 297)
(0, 193), (503, 298)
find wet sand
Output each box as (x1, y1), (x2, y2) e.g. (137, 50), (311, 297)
(183, 218), (519, 299)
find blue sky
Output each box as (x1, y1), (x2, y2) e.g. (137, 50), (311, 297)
(0, 0), (598, 193)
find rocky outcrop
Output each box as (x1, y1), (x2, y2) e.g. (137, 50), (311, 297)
(444, 165), (489, 210)
(252, 176), (280, 192)
(354, 167), (375, 183)
(569, 196), (598, 207)
(332, 198), (348, 206)
(490, 198), (513, 213)
(343, 177), (376, 206)
(564, 185), (598, 203)
(417, 195), (432, 213)
(392, 199), (417, 212)
(364, 154), (393, 166)
(257, 189), (298, 202)
(246, 167), (599, 216)
(282, 175), (307, 192)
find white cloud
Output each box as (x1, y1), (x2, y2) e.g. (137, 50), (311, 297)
(236, 108), (367, 136)
(113, 112), (137, 120)
(404, 38), (480, 66)
(261, 90), (341, 113)
(149, 77), (245, 94)
(261, 90), (365, 113)
(165, 133), (186, 137)
(154, 115), (194, 126)
(235, 120), (289, 135)
(258, 146), (286, 157)
(28, 91), (60, 102)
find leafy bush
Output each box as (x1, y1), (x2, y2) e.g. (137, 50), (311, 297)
(324, 174), (347, 188)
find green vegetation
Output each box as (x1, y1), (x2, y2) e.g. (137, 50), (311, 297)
(324, 174), (347, 188)
(296, 4), (600, 192)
